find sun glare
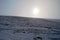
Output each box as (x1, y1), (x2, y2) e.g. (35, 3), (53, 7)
(32, 8), (40, 15)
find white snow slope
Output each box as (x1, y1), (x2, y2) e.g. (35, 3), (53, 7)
(0, 16), (60, 40)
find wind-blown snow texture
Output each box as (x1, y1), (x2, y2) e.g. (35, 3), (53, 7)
(0, 16), (60, 40)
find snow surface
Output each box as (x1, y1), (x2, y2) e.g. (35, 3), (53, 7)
(0, 16), (60, 40)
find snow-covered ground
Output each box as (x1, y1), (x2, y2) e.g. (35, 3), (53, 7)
(0, 16), (60, 40)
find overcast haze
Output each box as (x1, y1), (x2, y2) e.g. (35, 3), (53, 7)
(0, 0), (60, 19)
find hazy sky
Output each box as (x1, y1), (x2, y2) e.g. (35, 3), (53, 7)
(0, 0), (60, 19)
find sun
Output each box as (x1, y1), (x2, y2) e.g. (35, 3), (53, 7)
(32, 7), (40, 15)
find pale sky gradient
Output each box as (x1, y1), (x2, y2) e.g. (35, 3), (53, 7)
(0, 0), (60, 19)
